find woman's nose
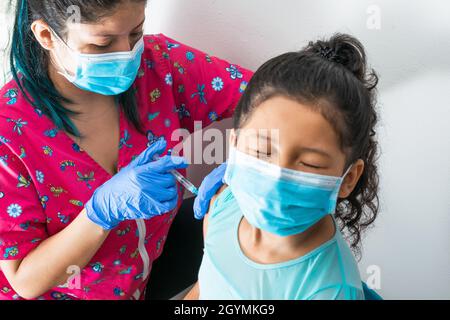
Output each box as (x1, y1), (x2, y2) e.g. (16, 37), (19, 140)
(113, 37), (134, 52)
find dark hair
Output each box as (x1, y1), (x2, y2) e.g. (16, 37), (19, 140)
(9, 0), (146, 137)
(234, 33), (379, 256)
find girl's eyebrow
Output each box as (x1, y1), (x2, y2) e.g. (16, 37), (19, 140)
(251, 132), (331, 157)
(299, 147), (332, 158)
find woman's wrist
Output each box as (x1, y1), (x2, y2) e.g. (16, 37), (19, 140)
(80, 208), (112, 236)
(84, 195), (118, 231)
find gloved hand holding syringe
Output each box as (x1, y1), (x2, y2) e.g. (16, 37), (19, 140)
(153, 155), (199, 196)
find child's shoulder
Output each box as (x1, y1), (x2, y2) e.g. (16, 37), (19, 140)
(203, 185), (239, 238)
(207, 185), (232, 213)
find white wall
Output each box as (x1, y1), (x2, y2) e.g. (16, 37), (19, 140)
(0, 2), (14, 84)
(146, 0), (450, 299)
(0, 0), (448, 299)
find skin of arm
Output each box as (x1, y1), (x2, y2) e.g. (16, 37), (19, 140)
(0, 209), (110, 300)
(184, 185), (228, 300)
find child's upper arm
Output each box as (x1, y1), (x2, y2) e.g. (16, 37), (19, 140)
(202, 185), (229, 239)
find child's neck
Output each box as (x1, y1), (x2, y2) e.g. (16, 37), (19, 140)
(238, 215), (336, 264)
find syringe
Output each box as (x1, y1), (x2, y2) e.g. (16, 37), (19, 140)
(153, 155), (199, 196)
(169, 169), (199, 196)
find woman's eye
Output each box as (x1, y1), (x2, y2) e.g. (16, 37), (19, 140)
(93, 43), (111, 49)
(131, 31), (144, 38)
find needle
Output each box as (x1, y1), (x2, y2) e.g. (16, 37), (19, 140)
(153, 155), (199, 196)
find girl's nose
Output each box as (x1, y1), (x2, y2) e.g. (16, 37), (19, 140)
(113, 37), (134, 52)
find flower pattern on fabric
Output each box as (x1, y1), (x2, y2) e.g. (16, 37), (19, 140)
(7, 204), (22, 218)
(211, 77), (224, 91)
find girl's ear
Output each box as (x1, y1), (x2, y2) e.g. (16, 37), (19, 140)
(31, 19), (55, 50)
(339, 159), (365, 198)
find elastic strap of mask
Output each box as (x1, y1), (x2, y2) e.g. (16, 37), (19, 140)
(329, 164), (354, 213)
(49, 27), (76, 53)
(48, 28), (77, 81)
(342, 164), (353, 179)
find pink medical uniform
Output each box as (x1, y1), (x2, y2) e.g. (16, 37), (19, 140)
(0, 34), (253, 300)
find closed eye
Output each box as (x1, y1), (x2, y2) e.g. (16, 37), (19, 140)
(92, 42), (112, 49)
(131, 31), (144, 38)
(300, 162), (323, 169)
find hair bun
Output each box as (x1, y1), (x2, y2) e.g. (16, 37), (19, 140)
(307, 33), (378, 91)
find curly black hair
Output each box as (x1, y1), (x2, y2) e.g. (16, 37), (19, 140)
(233, 33), (380, 257)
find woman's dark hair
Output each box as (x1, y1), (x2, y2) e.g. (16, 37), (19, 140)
(234, 33), (379, 256)
(9, 0), (146, 137)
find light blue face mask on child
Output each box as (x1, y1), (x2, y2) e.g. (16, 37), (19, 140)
(224, 146), (352, 237)
(53, 32), (144, 96)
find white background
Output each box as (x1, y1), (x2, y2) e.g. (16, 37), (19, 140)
(1, 0), (449, 299)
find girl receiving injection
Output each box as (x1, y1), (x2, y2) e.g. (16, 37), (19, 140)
(186, 33), (380, 300)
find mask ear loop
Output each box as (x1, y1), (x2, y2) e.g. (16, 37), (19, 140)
(327, 164), (354, 214)
(331, 163), (354, 204)
(48, 28), (77, 82)
(342, 164), (353, 179)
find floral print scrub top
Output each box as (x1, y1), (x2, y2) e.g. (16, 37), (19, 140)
(0, 34), (253, 300)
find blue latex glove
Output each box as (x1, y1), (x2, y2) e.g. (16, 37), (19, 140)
(85, 139), (189, 230)
(193, 162), (228, 220)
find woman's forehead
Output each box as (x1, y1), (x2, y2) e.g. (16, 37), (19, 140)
(66, 2), (146, 39)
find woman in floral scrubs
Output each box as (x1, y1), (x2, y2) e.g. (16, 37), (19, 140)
(0, 0), (252, 300)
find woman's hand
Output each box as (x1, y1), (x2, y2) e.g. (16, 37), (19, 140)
(85, 139), (189, 230)
(193, 162), (227, 220)
(0, 140), (187, 299)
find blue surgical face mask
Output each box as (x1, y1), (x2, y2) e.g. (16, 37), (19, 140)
(224, 146), (352, 237)
(52, 31), (144, 96)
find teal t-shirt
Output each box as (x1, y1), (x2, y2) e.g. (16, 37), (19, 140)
(198, 187), (364, 300)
